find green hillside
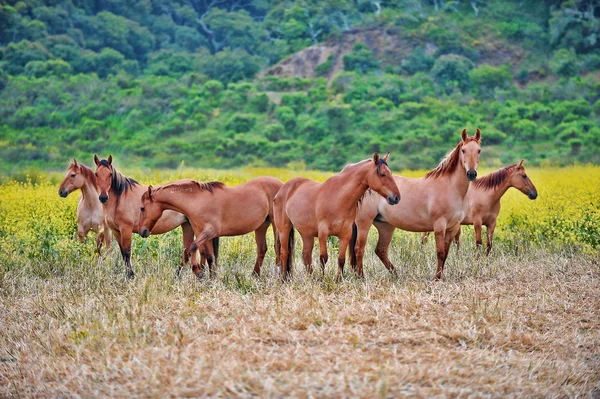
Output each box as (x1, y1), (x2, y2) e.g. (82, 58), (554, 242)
(0, 0), (599, 173)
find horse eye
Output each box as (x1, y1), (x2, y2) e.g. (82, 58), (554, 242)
(522, 174), (527, 179)
(478, 149), (481, 154)
(70, 174), (76, 178)
(461, 149), (465, 153)
(141, 207), (145, 212)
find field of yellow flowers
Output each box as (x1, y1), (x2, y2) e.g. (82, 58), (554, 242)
(0, 165), (599, 397)
(1, 164), (598, 271)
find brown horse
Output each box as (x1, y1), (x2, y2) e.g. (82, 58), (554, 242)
(58, 159), (111, 253)
(138, 177), (283, 277)
(94, 155), (216, 278)
(351, 129), (482, 280)
(421, 160), (538, 254)
(273, 153), (401, 281)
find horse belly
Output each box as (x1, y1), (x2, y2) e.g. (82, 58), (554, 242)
(286, 199), (318, 237)
(220, 200), (269, 236)
(380, 200), (433, 232)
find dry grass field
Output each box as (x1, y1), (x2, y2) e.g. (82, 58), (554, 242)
(1, 166), (599, 397)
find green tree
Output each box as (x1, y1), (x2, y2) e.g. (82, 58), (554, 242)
(343, 43), (380, 74)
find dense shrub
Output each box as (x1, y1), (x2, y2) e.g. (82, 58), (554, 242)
(431, 54), (474, 91)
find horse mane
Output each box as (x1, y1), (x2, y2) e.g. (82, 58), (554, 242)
(472, 164), (517, 191)
(100, 160), (139, 198)
(425, 138), (477, 179)
(154, 180), (225, 194)
(75, 163), (97, 186)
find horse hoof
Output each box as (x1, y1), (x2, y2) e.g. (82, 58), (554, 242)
(126, 270), (135, 279)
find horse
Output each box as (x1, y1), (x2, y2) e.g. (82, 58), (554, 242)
(351, 129), (482, 280)
(273, 152), (401, 281)
(94, 155), (217, 278)
(58, 159), (111, 253)
(421, 160), (538, 254)
(138, 176), (283, 278)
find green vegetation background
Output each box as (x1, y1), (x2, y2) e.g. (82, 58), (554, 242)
(1, 0), (599, 174)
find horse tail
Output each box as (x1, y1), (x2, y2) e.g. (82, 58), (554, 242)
(349, 222), (358, 269)
(286, 228), (294, 279)
(212, 237), (220, 263)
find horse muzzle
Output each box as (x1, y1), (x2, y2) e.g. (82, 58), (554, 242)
(466, 170), (477, 181)
(139, 227), (150, 238)
(528, 191), (538, 200)
(387, 194), (400, 205)
(58, 189), (69, 198)
(99, 194), (109, 203)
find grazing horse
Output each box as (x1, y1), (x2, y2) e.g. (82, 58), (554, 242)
(351, 129), (482, 280)
(94, 155), (215, 278)
(421, 160), (538, 254)
(138, 177), (283, 277)
(273, 153), (401, 281)
(58, 159), (110, 253)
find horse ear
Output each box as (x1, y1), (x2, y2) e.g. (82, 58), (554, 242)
(382, 152), (390, 162)
(147, 186), (153, 200)
(73, 158), (78, 167)
(94, 154), (100, 166)
(373, 152), (380, 165)
(107, 155), (113, 165)
(461, 128), (468, 141)
(518, 159), (524, 168)
(475, 128), (481, 141)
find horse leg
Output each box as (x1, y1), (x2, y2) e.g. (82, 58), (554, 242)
(103, 220), (111, 250)
(445, 224), (460, 260)
(253, 221), (270, 276)
(318, 230), (329, 276)
(300, 233), (314, 275)
(95, 228), (104, 254)
(353, 222), (370, 278)
(486, 220), (497, 256)
(373, 221), (397, 275)
(433, 221), (448, 280)
(336, 232), (352, 282)
(119, 226), (134, 279)
(454, 227), (461, 251)
(421, 232), (430, 245)
(277, 227), (293, 281)
(474, 218), (483, 250)
(77, 225), (87, 244)
(181, 222), (200, 278)
(204, 242), (216, 278)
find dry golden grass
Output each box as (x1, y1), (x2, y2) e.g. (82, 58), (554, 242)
(1, 165), (599, 397)
(1, 236), (599, 397)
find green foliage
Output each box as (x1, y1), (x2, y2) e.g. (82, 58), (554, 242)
(343, 43), (380, 74)
(470, 64), (513, 97)
(315, 55), (335, 77)
(431, 54), (474, 91)
(550, 48), (580, 77)
(1, 1), (600, 172)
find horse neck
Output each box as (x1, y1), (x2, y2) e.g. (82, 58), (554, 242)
(78, 166), (100, 206)
(475, 170), (513, 208)
(447, 163), (471, 198)
(328, 163), (371, 213)
(153, 187), (196, 216)
(488, 175), (513, 205)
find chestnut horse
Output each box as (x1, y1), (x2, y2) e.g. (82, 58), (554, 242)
(421, 160), (538, 254)
(138, 177), (283, 277)
(94, 155), (216, 278)
(273, 153), (401, 281)
(351, 129), (482, 280)
(58, 159), (110, 253)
